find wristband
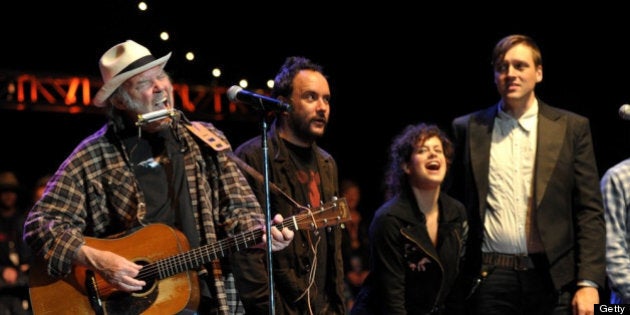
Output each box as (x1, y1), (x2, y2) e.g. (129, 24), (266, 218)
(576, 280), (598, 288)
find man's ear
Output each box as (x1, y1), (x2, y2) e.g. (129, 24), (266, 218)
(113, 101), (125, 110)
(109, 95), (126, 110)
(109, 95), (129, 111)
(276, 96), (291, 117)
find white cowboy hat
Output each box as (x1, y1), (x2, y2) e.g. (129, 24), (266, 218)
(93, 40), (172, 107)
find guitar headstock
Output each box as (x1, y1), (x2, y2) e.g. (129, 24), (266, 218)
(292, 197), (351, 231)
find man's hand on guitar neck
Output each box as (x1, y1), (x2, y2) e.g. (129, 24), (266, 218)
(259, 214), (294, 252)
(76, 245), (146, 292)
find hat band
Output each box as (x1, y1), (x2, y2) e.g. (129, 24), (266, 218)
(114, 55), (157, 77)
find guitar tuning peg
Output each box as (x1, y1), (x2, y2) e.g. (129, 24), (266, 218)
(331, 196), (338, 201)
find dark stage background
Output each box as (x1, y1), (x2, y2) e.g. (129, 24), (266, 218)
(3, 3), (630, 216)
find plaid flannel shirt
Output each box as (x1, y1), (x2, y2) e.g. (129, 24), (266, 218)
(24, 120), (264, 314)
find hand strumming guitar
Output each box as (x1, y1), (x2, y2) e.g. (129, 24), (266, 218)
(75, 245), (146, 292)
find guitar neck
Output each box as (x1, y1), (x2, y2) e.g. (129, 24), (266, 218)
(137, 198), (348, 281)
(136, 219), (293, 281)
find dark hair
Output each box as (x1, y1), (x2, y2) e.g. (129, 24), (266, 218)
(271, 56), (324, 99)
(491, 34), (543, 69)
(384, 123), (453, 199)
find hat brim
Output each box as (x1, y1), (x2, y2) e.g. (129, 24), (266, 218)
(93, 52), (172, 107)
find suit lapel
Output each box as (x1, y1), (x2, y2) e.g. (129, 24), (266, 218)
(535, 104), (565, 208)
(470, 106), (496, 215)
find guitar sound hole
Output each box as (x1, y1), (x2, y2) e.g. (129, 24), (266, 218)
(133, 259), (156, 295)
(105, 259), (159, 314)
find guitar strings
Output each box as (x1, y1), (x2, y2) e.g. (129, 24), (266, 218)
(91, 202), (346, 297)
(136, 207), (333, 279)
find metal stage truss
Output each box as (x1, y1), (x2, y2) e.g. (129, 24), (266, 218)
(0, 71), (263, 122)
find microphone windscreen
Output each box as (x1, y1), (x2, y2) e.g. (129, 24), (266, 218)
(619, 104), (630, 120)
(227, 85), (242, 102)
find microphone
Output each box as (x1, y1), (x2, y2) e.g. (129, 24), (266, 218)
(620, 104), (630, 120)
(227, 85), (291, 112)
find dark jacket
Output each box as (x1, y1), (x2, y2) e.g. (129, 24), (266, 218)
(351, 188), (468, 315)
(449, 100), (606, 292)
(232, 123), (346, 315)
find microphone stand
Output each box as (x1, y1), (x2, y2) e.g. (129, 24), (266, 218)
(258, 112), (275, 315)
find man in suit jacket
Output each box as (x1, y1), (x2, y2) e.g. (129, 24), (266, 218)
(449, 34), (605, 315)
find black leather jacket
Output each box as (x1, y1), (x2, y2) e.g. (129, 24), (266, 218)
(352, 187), (468, 315)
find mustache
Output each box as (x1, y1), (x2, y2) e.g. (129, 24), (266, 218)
(313, 112), (327, 122)
(153, 93), (167, 105)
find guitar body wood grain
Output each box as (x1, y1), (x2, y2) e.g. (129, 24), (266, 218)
(29, 224), (199, 315)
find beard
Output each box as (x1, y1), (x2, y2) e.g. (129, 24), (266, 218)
(287, 114), (326, 144)
(124, 93), (172, 133)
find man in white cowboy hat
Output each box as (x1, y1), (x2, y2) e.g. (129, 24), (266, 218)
(24, 39), (294, 315)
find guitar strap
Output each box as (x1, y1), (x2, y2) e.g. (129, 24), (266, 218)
(184, 121), (304, 210)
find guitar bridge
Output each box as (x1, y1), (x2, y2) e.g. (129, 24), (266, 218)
(85, 270), (105, 315)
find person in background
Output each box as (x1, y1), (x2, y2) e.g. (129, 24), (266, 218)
(29, 174), (51, 208)
(233, 56), (346, 314)
(23, 39), (293, 315)
(351, 123), (468, 315)
(449, 34), (605, 314)
(0, 171), (32, 315)
(601, 157), (630, 304)
(340, 179), (369, 311)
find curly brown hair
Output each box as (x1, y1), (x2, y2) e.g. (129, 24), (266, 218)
(384, 123), (453, 199)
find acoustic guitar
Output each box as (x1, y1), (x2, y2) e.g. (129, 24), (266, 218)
(29, 197), (349, 315)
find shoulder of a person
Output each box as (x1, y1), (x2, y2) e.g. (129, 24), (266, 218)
(439, 192), (467, 220)
(453, 105), (495, 124)
(234, 135), (263, 155)
(83, 124), (110, 146)
(187, 120), (234, 143)
(370, 203), (404, 234)
(539, 102), (588, 122)
(440, 192), (465, 208)
(603, 158), (630, 179)
(66, 125), (114, 163)
(190, 120), (220, 132)
(374, 196), (412, 221)
(314, 144), (335, 160)
(372, 198), (396, 219)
